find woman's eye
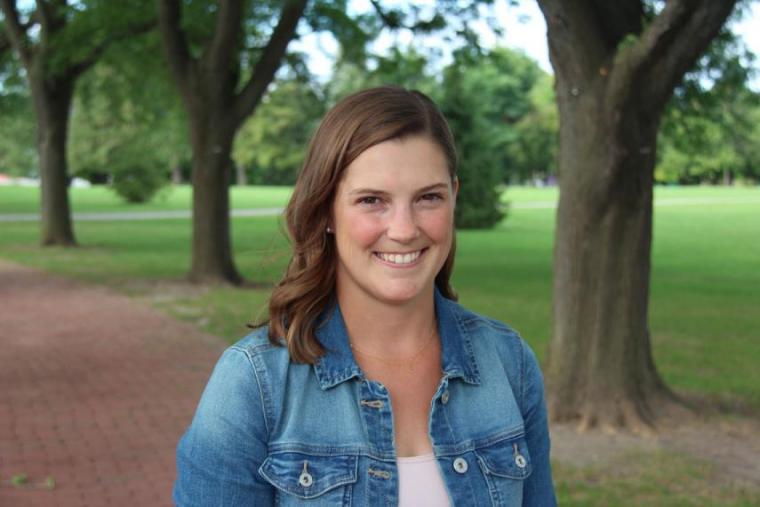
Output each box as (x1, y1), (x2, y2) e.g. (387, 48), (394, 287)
(421, 193), (443, 202)
(358, 196), (381, 205)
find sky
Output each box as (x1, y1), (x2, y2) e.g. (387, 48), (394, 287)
(293, 0), (760, 89)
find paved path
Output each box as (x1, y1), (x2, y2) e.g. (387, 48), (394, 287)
(0, 260), (226, 506)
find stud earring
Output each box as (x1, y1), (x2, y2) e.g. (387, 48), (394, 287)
(326, 226), (333, 234)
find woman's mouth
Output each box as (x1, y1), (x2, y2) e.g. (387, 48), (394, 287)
(374, 248), (427, 266)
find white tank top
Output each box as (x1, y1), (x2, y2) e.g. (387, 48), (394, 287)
(397, 453), (452, 506)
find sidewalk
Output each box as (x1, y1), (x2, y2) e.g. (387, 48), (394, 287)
(0, 260), (226, 506)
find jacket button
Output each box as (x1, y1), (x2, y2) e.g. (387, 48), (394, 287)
(515, 454), (527, 468)
(441, 390), (450, 404)
(453, 457), (468, 474)
(299, 472), (313, 487)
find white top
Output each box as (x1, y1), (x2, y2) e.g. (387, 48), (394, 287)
(397, 453), (452, 507)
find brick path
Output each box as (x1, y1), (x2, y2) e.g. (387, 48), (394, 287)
(0, 261), (226, 506)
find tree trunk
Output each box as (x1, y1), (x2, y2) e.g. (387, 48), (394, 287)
(546, 83), (679, 433)
(235, 163), (247, 186)
(187, 110), (242, 284)
(538, 0), (737, 433)
(31, 74), (76, 247)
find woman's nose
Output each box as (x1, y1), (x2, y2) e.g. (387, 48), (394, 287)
(386, 205), (420, 243)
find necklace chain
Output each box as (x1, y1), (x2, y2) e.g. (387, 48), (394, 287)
(349, 321), (437, 371)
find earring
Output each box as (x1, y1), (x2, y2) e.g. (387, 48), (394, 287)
(326, 226), (333, 234)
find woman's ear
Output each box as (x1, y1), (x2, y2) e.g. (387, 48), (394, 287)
(452, 177), (459, 202)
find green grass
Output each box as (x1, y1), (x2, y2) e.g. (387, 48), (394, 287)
(1, 184), (759, 504)
(0, 184), (293, 214)
(554, 451), (760, 506)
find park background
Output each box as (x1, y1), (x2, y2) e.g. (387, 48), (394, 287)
(2, 0), (760, 505)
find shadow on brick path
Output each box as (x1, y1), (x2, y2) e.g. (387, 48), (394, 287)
(0, 260), (226, 506)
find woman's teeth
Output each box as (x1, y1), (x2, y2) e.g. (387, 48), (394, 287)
(376, 250), (422, 265)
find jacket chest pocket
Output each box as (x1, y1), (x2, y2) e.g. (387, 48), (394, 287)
(259, 452), (358, 506)
(474, 436), (532, 507)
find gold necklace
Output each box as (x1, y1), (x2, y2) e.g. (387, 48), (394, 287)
(350, 321), (438, 372)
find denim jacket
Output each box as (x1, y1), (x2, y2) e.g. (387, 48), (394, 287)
(174, 290), (557, 506)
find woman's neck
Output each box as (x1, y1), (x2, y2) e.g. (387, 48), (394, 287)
(336, 287), (437, 357)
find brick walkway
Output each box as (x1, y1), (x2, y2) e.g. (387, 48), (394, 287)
(0, 261), (226, 506)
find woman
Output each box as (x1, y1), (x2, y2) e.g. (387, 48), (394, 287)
(174, 86), (556, 506)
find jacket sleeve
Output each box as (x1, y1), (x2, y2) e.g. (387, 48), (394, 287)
(174, 347), (274, 506)
(520, 340), (558, 507)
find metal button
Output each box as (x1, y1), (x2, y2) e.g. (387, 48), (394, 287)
(298, 471), (313, 487)
(515, 454), (527, 468)
(453, 457), (468, 474)
(441, 390), (450, 404)
(299, 461), (313, 487)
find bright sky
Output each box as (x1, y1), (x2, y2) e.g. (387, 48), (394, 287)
(294, 0), (760, 89)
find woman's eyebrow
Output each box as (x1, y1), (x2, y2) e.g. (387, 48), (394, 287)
(348, 182), (449, 196)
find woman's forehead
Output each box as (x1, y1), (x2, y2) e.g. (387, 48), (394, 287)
(338, 136), (450, 190)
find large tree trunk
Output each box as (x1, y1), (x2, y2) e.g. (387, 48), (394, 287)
(187, 109), (241, 284)
(537, 0), (737, 432)
(547, 86), (675, 432)
(31, 74), (77, 246)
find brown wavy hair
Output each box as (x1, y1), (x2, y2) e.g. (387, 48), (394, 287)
(267, 86), (459, 364)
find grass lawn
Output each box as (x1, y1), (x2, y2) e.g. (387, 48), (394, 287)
(0, 184), (293, 214)
(1, 184), (759, 505)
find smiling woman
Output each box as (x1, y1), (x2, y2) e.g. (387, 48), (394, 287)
(173, 87), (557, 506)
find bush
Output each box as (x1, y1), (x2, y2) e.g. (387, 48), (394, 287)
(108, 145), (168, 203)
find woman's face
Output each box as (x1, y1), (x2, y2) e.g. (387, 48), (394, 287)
(331, 135), (457, 308)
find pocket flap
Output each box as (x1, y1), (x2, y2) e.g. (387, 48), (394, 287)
(259, 452), (358, 499)
(475, 436), (533, 480)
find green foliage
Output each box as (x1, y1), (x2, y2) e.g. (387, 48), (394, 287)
(233, 78), (325, 185)
(0, 91), (36, 177)
(439, 47), (549, 228)
(0, 47), (36, 176)
(657, 18), (760, 184)
(108, 145), (168, 204)
(328, 45), (438, 102)
(68, 33), (187, 198)
(505, 73), (558, 183)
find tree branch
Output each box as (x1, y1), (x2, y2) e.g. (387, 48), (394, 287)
(608, 0), (738, 113)
(538, 0), (644, 85)
(537, 0), (611, 83)
(34, 0), (52, 36)
(203, 0), (243, 74)
(157, 0), (193, 84)
(66, 18), (156, 79)
(368, 0), (403, 29)
(233, 0), (307, 127)
(0, 0), (32, 66)
(0, 28), (10, 53)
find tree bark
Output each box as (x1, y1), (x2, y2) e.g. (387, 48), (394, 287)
(548, 84), (673, 432)
(30, 70), (77, 246)
(537, 0), (737, 432)
(235, 163), (247, 186)
(187, 107), (241, 284)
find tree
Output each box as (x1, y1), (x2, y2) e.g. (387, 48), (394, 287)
(536, 0), (738, 432)
(157, 0), (308, 284)
(0, 0), (153, 245)
(439, 47), (545, 227)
